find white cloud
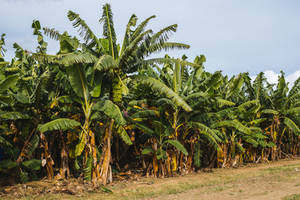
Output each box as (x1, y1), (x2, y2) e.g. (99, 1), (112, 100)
(286, 70), (300, 86)
(264, 70), (279, 85)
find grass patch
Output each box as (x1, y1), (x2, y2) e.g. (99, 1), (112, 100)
(282, 194), (300, 200)
(263, 164), (300, 174)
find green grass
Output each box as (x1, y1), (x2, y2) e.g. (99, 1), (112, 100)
(282, 194), (300, 200)
(262, 164), (300, 173)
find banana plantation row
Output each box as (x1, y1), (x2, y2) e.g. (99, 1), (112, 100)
(0, 4), (299, 186)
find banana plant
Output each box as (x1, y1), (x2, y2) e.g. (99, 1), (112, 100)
(1, 2), (300, 186)
(0, 21), (61, 181)
(261, 72), (300, 160)
(128, 55), (224, 173)
(44, 29), (130, 183)
(43, 3), (190, 106)
(126, 103), (188, 177)
(40, 3), (190, 184)
(0, 34), (9, 67)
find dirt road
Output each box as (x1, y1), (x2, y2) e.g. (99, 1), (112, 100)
(149, 159), (300, 200)
(102, 158), (300, 200)
(2, 158), (300, 200)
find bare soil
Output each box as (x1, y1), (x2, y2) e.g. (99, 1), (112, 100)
(1, 157), (300, 200)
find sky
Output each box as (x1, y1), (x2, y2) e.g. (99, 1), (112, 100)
(1, 0), (300, 86)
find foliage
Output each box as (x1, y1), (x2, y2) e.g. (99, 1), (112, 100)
(0, 2), (299, 186)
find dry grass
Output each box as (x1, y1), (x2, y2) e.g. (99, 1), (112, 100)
(1, 157), (300, 200)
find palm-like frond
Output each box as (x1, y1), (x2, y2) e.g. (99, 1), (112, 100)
(67, 10), (102, 51)
(131, 110), (158, 119)
(131, 15), (156, 41)
(31, 53), (58, 64)
(286, 93), (300, 108)
(22, 159), (41, 171)
(83, 156), (92, 180)
(226, 73), (244, 99)
(188, 122), (222, 143)
(43, 27), (62, 41)
(0, 75), (19, 93)
(128, 99), (148, 106)
(0, 160), (18, 171)
(147, 42), (190, 55)
(285, 107), (300, 115)
(261, 109), (279, 115)
(137, 76), (192, 112)
(285, 77), (300, 107)
(237, 100), (259, 112)
(213, 108), (237, 120)
(0, 33), (6, 59)
(93, 100), (126, 125)
(253, 72), (266, 101)
(66, 64), (89, 100)
(273, 71), (288, 108)
(288, 77), (300, 97)
(120, 14), (138, 55)
(0, 111), (29, 120)
(119, 29), (153, 67)
(212, 120), (252, 135)
(243, 73), (255, 99)
(216, 98), (235, 108)
(100, 4), (118, 58)
(132, 121), (155, 136)
(156, 98), (177, 110)
(248, 118), (267, 126)
(141, 57), (200, 69)
(94, 55), (117, 72)
(0, 61), (9, 67)
(184, 92), (208, 101)
(201, 71), (223, 92)
(151, 24), (177, 44)
(37, 118), (81, 133)
(59, 52), (97, 66)
(116, 126), (132, 145)
(32, 69), (52, 104)
(283, 117), (300, 135)
(165, 140), (188, 156)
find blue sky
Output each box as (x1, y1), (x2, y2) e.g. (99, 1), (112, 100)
(1, 0), (300, 84)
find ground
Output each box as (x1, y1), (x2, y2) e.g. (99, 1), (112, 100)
(1, 157), (300, 200)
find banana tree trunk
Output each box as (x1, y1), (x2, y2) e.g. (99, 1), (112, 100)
(16, 129), (36, 164)
(99, 119), (114, 185)
(222, 144), (228, 168)
(89, 130), (98, 183)
(166, 152), (172, 176)
(153, 155), (158, 177)
(59, 130), (70, 179)
(40, 132), (54, 180)
(186, 143), (194, 173)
